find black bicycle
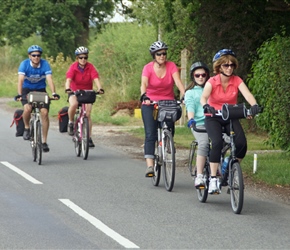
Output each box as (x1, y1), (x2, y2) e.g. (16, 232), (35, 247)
(188, 103), (263, 214)
(150, 100), (181, 192)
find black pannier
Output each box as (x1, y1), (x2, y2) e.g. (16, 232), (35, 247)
(10, 109), (25, 137)
(157, 100), (182, 122)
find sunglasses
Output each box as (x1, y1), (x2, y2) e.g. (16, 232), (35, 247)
(222, 63), (236, 68)
(31, 54), (41, 57)
(156, 52), (167, 56)
(78, 56), (88, 60)
(194, 73), (207, 78)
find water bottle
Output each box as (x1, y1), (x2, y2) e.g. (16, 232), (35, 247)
(221, 156), (229, 175)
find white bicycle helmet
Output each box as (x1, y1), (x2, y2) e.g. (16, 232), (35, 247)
(149, 41), (168, 57)
(75, 46), (89, 55)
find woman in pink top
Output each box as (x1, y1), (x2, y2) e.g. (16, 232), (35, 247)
(200, 49), (259, 194)
(65, 46), (104, 147)
(140, 41), (185, 177)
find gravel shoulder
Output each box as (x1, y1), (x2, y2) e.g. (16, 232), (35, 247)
(2, 98), (290, 205)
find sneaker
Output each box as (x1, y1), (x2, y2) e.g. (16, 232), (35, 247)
(68, 123), (74, 136)
(42, 143), (50, 153)
(195, 174), (205, 189)
(145, 166), (155, 177)
(89, 137), (95, 148)
(23, 128), (30, 140)
(209, 178), (221, 194)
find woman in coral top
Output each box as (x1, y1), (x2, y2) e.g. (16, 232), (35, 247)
(200, 49), (259, 194)
(140, 41), (185, 177)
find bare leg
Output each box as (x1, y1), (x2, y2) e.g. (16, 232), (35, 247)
(41, 108), (49, 143)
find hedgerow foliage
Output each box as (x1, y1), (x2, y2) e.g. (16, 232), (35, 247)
(248, 31), (290, 150)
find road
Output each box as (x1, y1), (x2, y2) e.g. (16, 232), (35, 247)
(1, 104), (290, 249)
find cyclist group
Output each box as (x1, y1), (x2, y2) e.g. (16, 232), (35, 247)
(15, 42), (260, 196)
(15, 45), (104, 152)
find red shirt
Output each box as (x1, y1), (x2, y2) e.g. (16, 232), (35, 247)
(66, 62), (99, 91)
(208, 74), (243, 110)
(142, 61), (178, 101)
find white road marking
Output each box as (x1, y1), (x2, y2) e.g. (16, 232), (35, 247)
(0, 161), (43, 184)
(59, 199), (139, 249)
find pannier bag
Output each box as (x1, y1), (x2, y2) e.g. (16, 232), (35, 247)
(58, 106), (69, 133)
(157, 100), (182, 122)
(10, 109), (24, 137)
(76, 90), (96, 104)
(27, 92), (49, 104)
(221, 103), (247, 121)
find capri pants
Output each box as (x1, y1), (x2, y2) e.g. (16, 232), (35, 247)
(191, 125), (209, 157)
(205, 116), (247, 163)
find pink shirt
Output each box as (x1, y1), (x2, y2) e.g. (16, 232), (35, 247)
(208, 74), (243, 110)
(66, 62), (99, 91)
(142, 61), (178, 101)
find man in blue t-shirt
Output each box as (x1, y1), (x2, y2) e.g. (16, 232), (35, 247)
(15, 45), (60, 152)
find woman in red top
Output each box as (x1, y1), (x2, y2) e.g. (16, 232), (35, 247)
(65, 46), (104, 147)
(200, 49), (259, 194)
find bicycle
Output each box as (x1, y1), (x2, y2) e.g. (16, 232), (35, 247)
(188, 103), (263, 214)
(72, 90), (99, 160)
(26, 92), (56, 165)
(150, 100), (181, 192)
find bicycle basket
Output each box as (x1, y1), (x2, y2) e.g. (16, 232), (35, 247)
(76, 90), (96, 104)
(221, 103), (247, 121)
(27, 92), (49, 104)
(157, 100), (181, 122)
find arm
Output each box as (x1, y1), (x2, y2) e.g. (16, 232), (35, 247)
(140, 75), (148, 96)
(172, 71), (185, 98)
(238, 82), (257, 106)
(17, 74), (25, 95)
(200, 82), (212, 107)
(93, 78), (103, 92)
(65, 78), (72, 91)
(46, 74), (56, 94)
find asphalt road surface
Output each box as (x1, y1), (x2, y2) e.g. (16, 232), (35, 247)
(1, 105), (290, 249)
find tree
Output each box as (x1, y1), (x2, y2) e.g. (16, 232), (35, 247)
(0, 0), (117, 57)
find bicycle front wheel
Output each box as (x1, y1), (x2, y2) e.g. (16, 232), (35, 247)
(74, 122), (81, 157)
(162, 130), (175, 192)
(30, 120), (36, 162)
(81, 117), (89, 160)
(152, 155), (161, 186)
(36, 120), (42, 165)
(230, 162), (244, 214)
(188, 141), (197, 177)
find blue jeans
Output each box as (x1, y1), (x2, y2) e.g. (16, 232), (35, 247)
(141, 104), (175, 159)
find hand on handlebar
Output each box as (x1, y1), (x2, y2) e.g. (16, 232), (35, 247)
(140, 93), (150, 103)
(14, 94), (22, 101)
(187, 118), (196, 128)
(249, 104), (260, 116)
(203, 104), (215, 115)
(52, 93), (60, 100)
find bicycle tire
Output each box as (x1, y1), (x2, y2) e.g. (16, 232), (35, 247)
(81, 116), (89, 160)
(36, 120), (42, 165)
(230, 161), (244, 214)
(196, 162), (209, 203)
(30, 119), (37, 162)
(74, 122), (81, 157)
(162, 130), (175, 192)
(152, 154), (161, 186)
(188, 141), (197, 177)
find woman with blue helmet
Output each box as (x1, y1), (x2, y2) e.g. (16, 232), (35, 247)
(16, 45), (60, 152)
(200, 49), (260, 194)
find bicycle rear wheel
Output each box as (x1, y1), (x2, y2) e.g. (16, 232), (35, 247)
(74, 122), (81, 157)
(196, 163), (209, 203)
(81, 117), (89, 160)
(36, 120), (42, 165)
(230, 162), (244, 214)
(152, 155), (161, 186)
(162, 130), (175, 192)
(30, 120), (36, 162)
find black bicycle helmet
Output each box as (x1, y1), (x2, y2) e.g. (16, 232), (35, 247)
(149, 41), (168, 57)
(75, 46), (89, 56)
(190, 62), (210, 81)
(212, 49), (236, 63)
(28, 45), (43, 54)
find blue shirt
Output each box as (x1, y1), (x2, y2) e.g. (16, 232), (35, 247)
(18, 59), (52, 89)
(184, 85), (205, 126)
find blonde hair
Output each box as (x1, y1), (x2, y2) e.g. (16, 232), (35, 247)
(213, 55), (238, 74)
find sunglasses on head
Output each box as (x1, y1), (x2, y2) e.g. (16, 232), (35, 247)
(222, 63), (236, 68)
(194, 73), (207, 78)
(78, 56), (88, 60)
(31, 54), (41, 57)
(156, 52), (167, 56)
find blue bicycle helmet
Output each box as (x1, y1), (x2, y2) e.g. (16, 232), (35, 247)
(212, 49), (236, 62)
(75, 46), (89, 55)
(28, 45), (43, 54)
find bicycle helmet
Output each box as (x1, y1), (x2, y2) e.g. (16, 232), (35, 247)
(212, 49), (236, 62)
(190, 62), (210, 81)
(28, 45), (43, 54)
(149, 41), (168, 57)
(75, 46), (89, 56)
